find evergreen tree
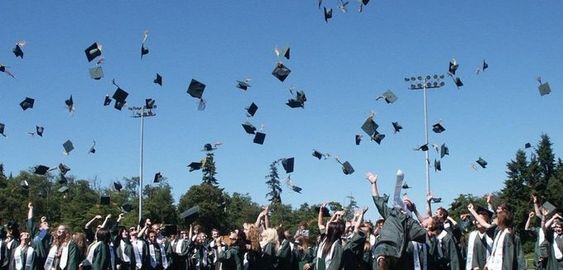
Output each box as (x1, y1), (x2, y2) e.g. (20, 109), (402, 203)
(546, 158), (563, 205)
(531, 134), (556, 199)
(178, 183), (226, 232)
(265, 161), (282, 204)
(202, 152), (219, 186)
(143, 181), (177, 224)
(344, 194), (358, 221)
(500, 150), (531, 232)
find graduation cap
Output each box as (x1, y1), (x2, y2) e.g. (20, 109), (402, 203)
(34, 165), (50, 175)
(434, 159), (441, 172)
(448, 58), (458, 76)
(323, 7), (333, 22)
(140, 30), (149, 58)
(372, 132), (385, 144)
(113, 182), (123, 191)
(524, 143), (532, 149)
(477, 60), (488, 74)
(246, 102), (258, 117)
(392, 122), (403, 133)
(275, 46), (290, 60)
(454, 77), (463, 88)
(377, 90), (398, 104)
(432, 122), (446, 133)
(402, 182), (411, 189)
(58, 163), (71, 175)
(416, 144), (429, 151)
(88, 140), (96, 154)
(359, 0), (370, 12)
(242, 122), (257, 135)
(58, 174), (68, 185)
(100, 195), (110, 205)
(112, 81), (129, 111)
(355, 135), (362, 145)
(89, 66), (104, 80)
(0, 64), (15, 78)
(440, 143), (449, 158)
(542, 201), (558, 217)
(312, 150), (324, 160)
(476, 157), (487, 168)
(236, 79), (251, 90)
(20, 97), (35, 111)
(103, 95), (112, 106)
(180, 206), (200, 224)
(314, 206), (331, 217)
(430, 197), (442, 203)
(154, 172), (163, 183)
(154, 73), (162, 86)
(538, 82), (551, 96)
(63, 140), (74, 155)
(338, 0), (350, 13)
(64, 95), (75, 113)
(287, 90), (307, 108)
(121, 203), (134, 213)
(145, 98), (156, 109)
(188, 162), (203, 172)
(58, 186), (69, 193)
(13, 43), (24, 58)
(202, 142), (221, 152)
(361, 115), (378, 136)
(36, 126), (44, 137)
(187, 79), (207, 110)
(254, 132), (266, 145)
(282, 157), (295, 173)
(340, 161), (354, 175)
(475, 206), (494, 220)
(0, 123), (5, 137)
(84, 42), (102, 62)
(272, 63), (291, 82)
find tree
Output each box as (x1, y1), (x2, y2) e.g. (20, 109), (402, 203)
(546, 159), (563, 206)
(202, 152), (219, 186)
(500, 150), (531, 233)
(177, 183), (226, 232)
(344, 194), (358, 221)
(448, 193), (487, 226)
(265, 161), (282, 205)
(223, 192), (261, 232)
(143, 181), (177, 224)
(529, 134), (555, 198)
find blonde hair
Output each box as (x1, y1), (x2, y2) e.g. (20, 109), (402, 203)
(260, 228), (279, 250)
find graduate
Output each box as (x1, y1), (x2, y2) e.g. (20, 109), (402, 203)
(147, 230), (168, 270)
(25, 203), (50, 268)
(129, 227), (148, 270)
(542, 212), (563, 270)
(86, 229), (111, 270)
(10, 232), (37, 270)
(44, 225), (81, 270)
(257, 228), (277, 270)
(114, 224), (139, 270)
(216, 231), (244, 270)
(275, 227), (292, 270)
(170, 229), (190, 270)
(425, 217), (461, 270)
(190, 232), (211, 270)
(465, 207), (494, 270)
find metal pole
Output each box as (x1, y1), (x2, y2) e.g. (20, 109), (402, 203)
(139, 108), (144, 224)
(422, 83), (430, 195)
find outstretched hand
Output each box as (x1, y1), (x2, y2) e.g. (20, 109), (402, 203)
(366, 172), (377, 184)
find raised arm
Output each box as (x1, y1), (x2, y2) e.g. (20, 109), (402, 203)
(264, 207), (270, 229)
(27, 202), (33, 220)
(544, 213), (561, 230)
(425, 194), (433, 218)
(468, 203), (491, 229)
(404, 198), (425, 224)
(486, 194), (494, 213)
(532, 194), (543, 219)
(85, 215), (103, 229)
(138, 219), (150, 238)
(100, 214), (111, 229)
(366, 172), (379, 197)
(524, 212), (535, 231)
(317, 202), (327, 232)
(353, 207), (368, 233)
(255, 207), (266, 228)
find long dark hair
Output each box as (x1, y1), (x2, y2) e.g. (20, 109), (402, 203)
(321, 220), (345, 258)
(96, 228), (110, 244)
(497, 203), (513, 229)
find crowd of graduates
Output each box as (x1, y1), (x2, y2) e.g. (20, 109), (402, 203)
(0, 171), (561, 270)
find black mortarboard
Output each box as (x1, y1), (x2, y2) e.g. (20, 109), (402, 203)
(448, 58), (458, 76)
(89, 141), (96, 154)
(13, 44), (24, 58)
(242, 122), (257, 135)
(282, 157), (295, 173)
(141, 44), (149, 58)
(341, 161), (354, 175)
(355, 134), (362, 145)
(89, 66), (104, 80)
(275, 47), (290, 60)
(254, 132), (266, 145)
(85, 42), (102, 62)
(287, 90), (307, 108)
(58, 174), (68, 185)
(482, 60), (488, 71)
(430, 197), (442, 203)
(20, 97), (35, 111)
(114, 182), (123, 191)
(392, 122), (403, 133)
(188, 162), (203, 172)
(246, 102), (258, 117)
(103, 95), (112, 106)
(454, 77), (463, 88)
(372, 132), (385, 144)
(202, 143), (215, 152)
(361, 115), (378, 136)
(476, 206), (494, 220)
(272, 63), (291, 82)
(63, 140), (74, 155)
(538, 82), (551, 96)
(187, 79), (206, 99)
(476, 157), (487, 168)
(34, 165), (50, 175)
(145, 98), (156, 109)
(323, 7), (333, 22)
(524, 143), (532, 149)
(100, 195), (110, 205)
(36, 126), (44, 137)
(312, 150), (323, 160)
(542, 201), (557, 216)
(417, 144), (429, 151)
(154, 73), (162, 86)
(236, 79), (251, 90)
(290, 185), (302, 193)
(65, 95), (74, 112)
(314, 206), (331, 217)
(432, 122), (446, 133)
(379, 90), (398, 104)
(434, 159), (441, 172)
(0, 123), (5, 137)
(180, 206), (200, 224)
(402, 182), (411, 189)
(121, 203), (134, 213)
(440, 143), (449, 158)
(154, 172), (163, 183)
(112, 88), (129, 111)
(58, 186), (69, 193)
(58, 163), (71, 175)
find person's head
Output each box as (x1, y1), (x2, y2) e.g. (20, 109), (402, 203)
(148, 230), (158, 243)
(552, 219), (562, 235)
(496, 203), (513, 229)
(56, 225), (67, 237)
(245, 224), (260, 251)
(72, 232), (88, 256)
(261, 228), (279, 245)
(211, 228), (219, 239)
(196, 232), (206, 244)
(322, 220), (346, 258)
(178, 231), (186, 239)
(192, 225), (201, 235)
(375, 218), (385, 230)
(96, 228), (110, 244)
(435, 207), (449, 222)
(294, 236), (309, 251)
(20, 232), (30, 245)
(40, 221), (49, 230)
(359, 222), (373, 236)
(423, 217), (442, 237)
(53, 224), (70, 246)
(276, 226), (286, 242)
(151, 224), (161, 235)
(299, 223), (307, 230)
(118, 226), (129, 239)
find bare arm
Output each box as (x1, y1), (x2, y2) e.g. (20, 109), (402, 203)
(85, 215), (103, 229)
(425, 194), (433, 218)
(366, 172), (379, 197)
(468, 203), (492, 229)
(532, 194), (543, 219)
(404, 197), (425, 223)
(486, 194), (494, 213)
(544, 213), (561, 230)
(27, 202), (33, 220)
(317, 203), (327, 231)
(353, 208), (368, 233)
(100, 214), (111, 229)
(138, 219), (150, 238)
(524, 212), (535, 231)
(446, 216), (458, 226)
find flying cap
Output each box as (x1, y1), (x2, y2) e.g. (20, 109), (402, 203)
(312, 150), (324, 160)
(188, 162), (203, 172)
(88, 141), (96, 154)
(65, 95), (75, 112)
(416, 144), (429, 151)
(246, 102), (258, 117)
(13, 44), (24, 58)
(100, 195), (110, 206)
(0, 123), (5, 137)
(112, 84), (129, 111)
(378, 90), (398, 104)
(145, 98), (156, 109)
(154, 172), (163, 183)
(538, 82), (551, 96)
(341, 161), (354, 175)
(84, 42), (102, 62)
(141, 44), (149, 58)
(361, 115), (378, 136)
(448, 58), (458, 76)
(20, 97), (35, 111)
(476, 157), (487, 168)
(242, 122), (257, 135)
(63, 140), (74, 155)
(434, 159), (441, 172)
(121, 203), (134, 213)
(355, 135), (362, 145)
(236, 79), (251, 90)
(187, 79), (206, 99)
(113, 182), (123, 191)
(34, 165), (50, 175)
(282, 158), (295, 173)
(432, 122), (446, 133)
(0, 64), (15, 78)
(392, 122), (403, 133)
(454, 77), (463, 88)
(272, 63), (291, 82)
(402, 182), (411, 189)
(440, 143), (449, 158)
(36, 126), (44, 137)
(372, 132), (385, 144)
(275, 47), (290, 60)
(180, 206), (200, 224)
(89, 66), (104, 80)
(103, 95), (112, 106)
(524, 143), (532, 149)
(58, 163), (71, 175)
(154, 73), (162, 86)
(254, 132), (266, 145)
(324, 7), (333, 22)
(287, 90), (307, 108)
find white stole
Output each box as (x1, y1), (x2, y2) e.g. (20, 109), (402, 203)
(175, 240), (184, 254)
(0, 240), (3, 261)
(486, 228), (509, 270)
(86, 242), (102, 264)
(149, 243), (168, 269)
(15, 246), (34, 270)
(553, 233), (562, 260)
(120, 241), (130, 263)
(45, 244), (69, 270)
(412, 241), (426, 270)
(316, 239), (338, 268)
(132, 240), (143, 269)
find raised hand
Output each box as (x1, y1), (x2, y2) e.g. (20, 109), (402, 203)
(366, 172), (377, 184)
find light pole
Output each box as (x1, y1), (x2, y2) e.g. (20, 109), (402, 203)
(404, 75), (445, 195)
(129, 103), (156, 223)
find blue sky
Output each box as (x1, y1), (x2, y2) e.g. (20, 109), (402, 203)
(1, 1), (562, 221)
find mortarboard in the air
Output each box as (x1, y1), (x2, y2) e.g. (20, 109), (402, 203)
(236, 79), (251, 90)
(36, 126), (44, 137)
(402, 182), (411, 189)
(188, 162), (203, 172)
(141, 44), (149, 59)
(482, 60), (488, 72)
(112, 82), (129, 111)
(84, 42), (102, 62)
(282, 157), (295, 173)
(58, 186), (69, 193)
(432, 122), (446, 133)
(121, 203), (134, 213)
(372, 132), (385, 144)
(361, 115), (378, 136)
(89, 141), (96, 154)
(0, 123), (6, 137)
(161, 224), (178, 237)
(202, 143), (218, 152)
(20, 180), (29, 190)
(476, 206), (494, 220)
(378, 90), (398, 104)
(416, 144), (429, 151)
(89, 66), (104, 80)
(254, 132), (266, 145)
(63, 140), (74, 155)
(65, 95), (74, 112)
(524, 143), (532, 149)
(154, 172), (163, 183)
(113, 182), (123, 191)
(542, 201), (557, 216)
(20, 97), (35, 111)
(242, 122), (257, 135)
(272, 63), (291, 82)
(287, 90), (307, 108)
(355, 134), (362, 145)
(58, 163), (71, 175)
(100, 195), (110, 206)
(103, 95), (112, 106)
(145, 98), (156, 109)
(323, 7), (333, 22)
(392, 122), (403, 133)
(448, 58), (458, 76)
(430, 197), (442, 203)
(275, 47), (290, 60)
(476, 157), (487, 168)
(246, 102), (258, 117)
(187, 79), (206, 99)
(34, 165), (50, 175)
(341, 161), (354, 175)
(0, 64), (15, 78)
(314, 206), (330, 217)
(454, 77), (463, 88)
(154, 73), (162, 86)
(180, 206), (200, 224)
(538, 82), (551, 96)
(13, 44), (24, 58)
(312, 150), (323, 160)
(440, 143), (449, 158)
(434, 159), (441, 172)
(290, 185), (302, 193)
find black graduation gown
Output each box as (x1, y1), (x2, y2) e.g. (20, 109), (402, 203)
(9, 245), (38, 270)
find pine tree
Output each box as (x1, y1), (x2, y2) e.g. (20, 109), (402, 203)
(531, 134), (556, 198)
(500, 150), (531, 232)
(202, 152), (219, 186)
(265, 161), (282, 204)
(344, 194), (358, 220)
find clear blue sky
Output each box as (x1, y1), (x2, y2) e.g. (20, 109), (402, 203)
(1, 1), (562, 221)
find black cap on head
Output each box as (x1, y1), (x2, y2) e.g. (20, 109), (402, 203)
(154, 172), (163, 183)
(323, 7), (333, 22)
(188, 162), (203, 172)
(282, 157), (295, 173)
(341, 161), (354, 175)
(254, 132), (266, 145)
(180, 206), (200, 224)
(0, 123), (5, 136)
(85, 42), (102, 62)
(372, 132), (385, 144)
(476, 206), (494, 220)
(63, 140), (74, 155)
(242, 122), (257, 135)
(89, 66), (104, 80)
(187, 79), (206, 99)
(392, 122), (402, 133)
(355, 134), (362, 145)
(34, 165), (50, 175)
(434, 159), (441, 172)
(476, 157), (487, 168)
(103, 95), (112, 106)
(58, 163), (71, 175)
(100, 195), (110, 205)
(20, 97), (35, 111)
(246, 102), (258, 117)
(312, 150), (323, 160)
(13, 44), (24, 58)
(538, 82), (551, 96)
(154, 73), (162, 86)
(432, 122), (446, 133)
(272, 63), (291, 82)
(440, 144), (449, 158)
(36, 126), (44, 137)
(114, 182), (123, 191)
